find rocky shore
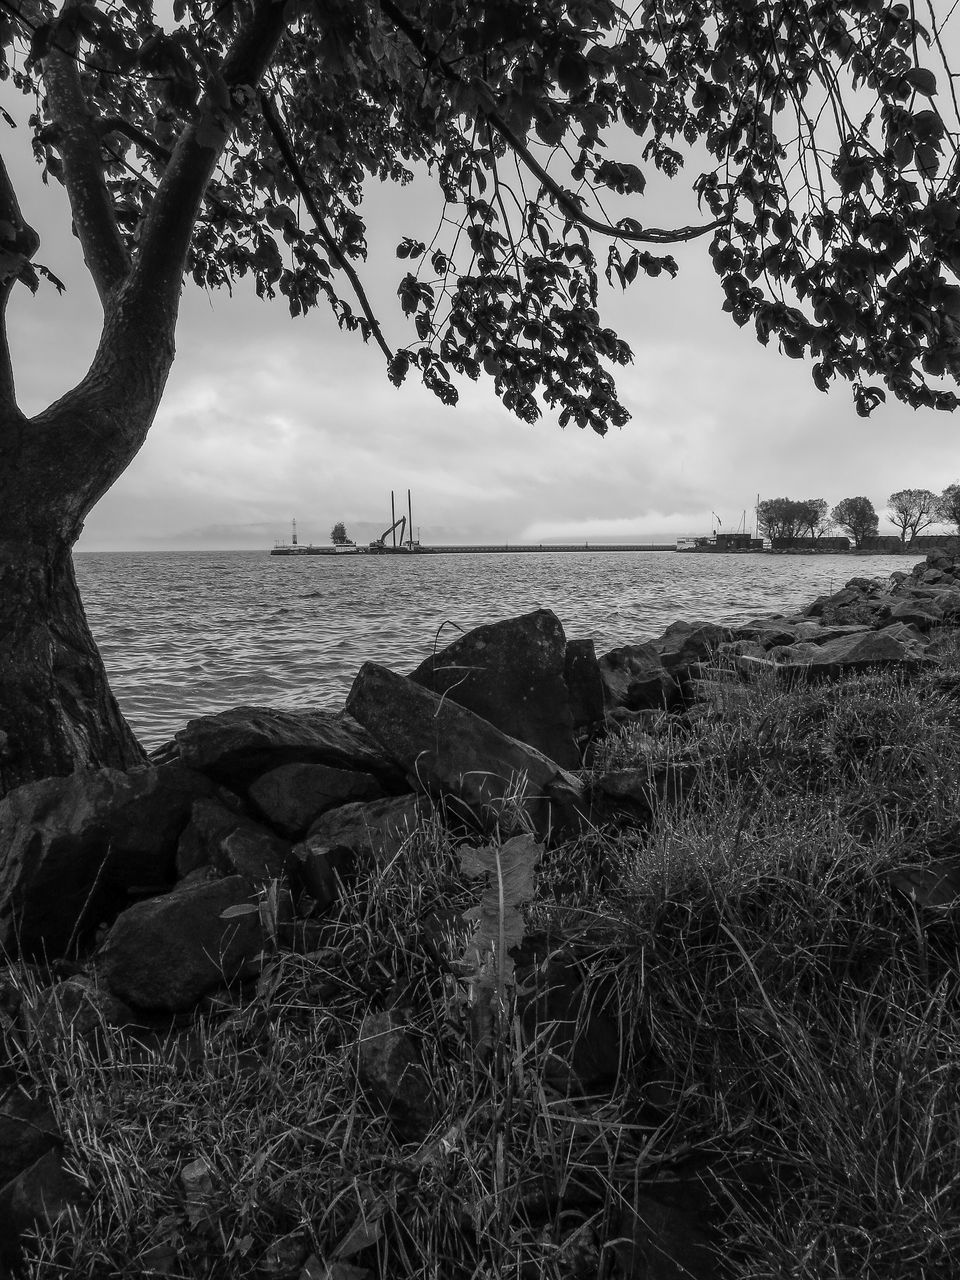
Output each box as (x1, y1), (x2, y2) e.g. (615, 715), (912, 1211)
(2, 550), (960, 1278)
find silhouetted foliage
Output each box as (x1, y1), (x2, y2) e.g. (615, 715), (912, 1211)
(887, 488), (940, 544)
(938, 484), (960, 534)
(330, 522), (349, 545)
(758, 497), (830, 540)
(831, 497), (880, 549)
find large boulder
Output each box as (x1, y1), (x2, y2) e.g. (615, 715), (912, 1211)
(153, 706), (402, 791)
(408, 609), (580, 768)
(598, 644), (678, 712)
(564, 638), (606, 734)
(739, 624), (930, 682)
(649, 620), (732, 676)
(0, 764), (214, 958)
(94, 875), (268, 1013)
(247, 762), (384, 837)
(345, 663), (585, 839)
(176, 798), (291, 880)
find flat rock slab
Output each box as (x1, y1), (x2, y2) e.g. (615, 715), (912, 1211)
(408, 608), (579, 768)
(345, 663), (585, 839)
(737, 626), (931, 682)
(154, 706), (401, 789)
(0, 763), (214, 958)
(94, 875), (267, 1012)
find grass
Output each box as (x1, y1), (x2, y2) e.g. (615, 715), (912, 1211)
(4, 641), (960, 1277)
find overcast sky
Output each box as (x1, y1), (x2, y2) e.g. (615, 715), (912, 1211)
(6, 86), (960, 552)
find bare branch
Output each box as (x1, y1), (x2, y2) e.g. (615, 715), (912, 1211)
(41, 0), (130, 303)
(260, 94), (393, 365)
(132, 0), (292, 316)
(0, 150), (40, 418)
(377, 0), (725, 246)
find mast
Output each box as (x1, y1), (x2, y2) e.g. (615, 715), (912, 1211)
(292, 517), (298, 546)
(407, 489), (413, 549)
(391, 491), (396, 548)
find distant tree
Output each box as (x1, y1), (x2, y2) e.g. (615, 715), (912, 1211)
(938, 484), (960, 534)
(831, 497), (879, 549)
(887, 489), (940, 544)
(758, 498), (829, 540)
(798, 498), (830, 539)
(330, 522), (350, 545)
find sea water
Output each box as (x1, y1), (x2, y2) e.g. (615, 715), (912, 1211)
(73, 549), (922, 749)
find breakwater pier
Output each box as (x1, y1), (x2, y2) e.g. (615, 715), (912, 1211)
(426, 543), (677, 553)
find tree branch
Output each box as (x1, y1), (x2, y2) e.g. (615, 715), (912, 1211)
(132, 0), (292, 316)
(377, 0), (724, 246)
(0, 150), (40, 418)
(41, 0), (131, 304)
(260, 94), (393, 364)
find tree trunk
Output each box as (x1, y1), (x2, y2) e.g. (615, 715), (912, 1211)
(0, 534), (145, 797)
(0, 284), (175, 801)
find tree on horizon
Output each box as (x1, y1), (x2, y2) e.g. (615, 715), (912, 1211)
(1, 0), (959, 796)
(887, 488), (941, 545)
(831, 496), (879, 549)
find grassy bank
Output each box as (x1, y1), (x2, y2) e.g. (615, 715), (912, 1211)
(5, 637), (960, 1278)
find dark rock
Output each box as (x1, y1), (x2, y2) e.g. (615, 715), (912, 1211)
(289, 845), (354, 911)
(879, 598), (942, 630)
(888, 856), (960, 910)
(592, 764), (697, 817)
(357, 1011), (436, 1142)
(598, 644), (678, 712)
(26, 975), (133, 1057)
(730, 621), (803, 648)
(305, 794), (426, 859)
(739, 625), (930, 682)
(408, 609), (579, 768)
(176, 797), (291, 880)
(564, 638), (606, 734)
(94, 875), (267, 1013)
(515, 949), (622, 1091)
(155, 706), (402, 789)
(0, 763), (215, 959)
(345, 663), (585, 839)
(248, 762), (384, 837)
(650, 620), (732, 676)
(613, 1194), (716, 1280)
(0, 1092), (60, 1187)
(293, 795), (428, 907)
(0, 1149), (87, 1268)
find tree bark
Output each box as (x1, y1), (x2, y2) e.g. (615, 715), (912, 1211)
(0, 0), (294, 800)
(0, 532), (145, 796)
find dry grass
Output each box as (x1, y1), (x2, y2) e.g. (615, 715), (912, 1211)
(4, 648), (960, 1277)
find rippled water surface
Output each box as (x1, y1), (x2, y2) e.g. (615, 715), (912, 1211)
(74, 549), (922, 749)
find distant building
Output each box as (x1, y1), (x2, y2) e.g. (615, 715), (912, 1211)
(770, 536), (851, 552)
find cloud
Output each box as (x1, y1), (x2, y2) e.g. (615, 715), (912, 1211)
(3, 101), (958, 553)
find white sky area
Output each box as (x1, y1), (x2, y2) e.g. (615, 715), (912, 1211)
(5, 76), (960, 551)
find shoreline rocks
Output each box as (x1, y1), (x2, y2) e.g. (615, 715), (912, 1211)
(3, 548), (960, 1271)
(2, 551), (957, 975)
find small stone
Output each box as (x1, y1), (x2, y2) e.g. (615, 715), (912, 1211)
(357, 1011), (436, 1142)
